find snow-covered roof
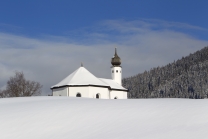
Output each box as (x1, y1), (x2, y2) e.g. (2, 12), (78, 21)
(51, 66), (128, 91)
(51, 67), (109, 88)
(99, 78), (128, 91)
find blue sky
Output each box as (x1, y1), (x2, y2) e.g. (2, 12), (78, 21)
(0, 1), (208, 38)
(0, 1), (208, 95)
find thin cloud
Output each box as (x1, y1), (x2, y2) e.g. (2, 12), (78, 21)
(104, 19), (207, 31)
(141, 19), (207, 30)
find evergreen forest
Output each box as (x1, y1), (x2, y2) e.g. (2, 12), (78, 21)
(122, 46), (208, 99)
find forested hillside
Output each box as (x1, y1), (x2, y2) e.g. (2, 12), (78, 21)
(123, 46), (208, 99)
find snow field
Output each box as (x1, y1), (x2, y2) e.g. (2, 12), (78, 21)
(0, 97), (208, 139)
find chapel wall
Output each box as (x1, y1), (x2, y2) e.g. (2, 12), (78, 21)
(111, 66), (122, 85)
(68, 86), (89, 98)
(53, 87), (68, 96)
(89, 86), (109, 99)
(110, 90), (127, 99)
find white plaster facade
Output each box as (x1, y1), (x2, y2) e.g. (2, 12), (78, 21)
(53, 86), (112, 99)
(52, 85), (127, 99)
(111, 66), (122, 85)
(51, 48), (128, 99)
(53, 87), (68, 96)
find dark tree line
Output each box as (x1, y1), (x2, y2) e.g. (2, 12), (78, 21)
(123, 46), (208, 99)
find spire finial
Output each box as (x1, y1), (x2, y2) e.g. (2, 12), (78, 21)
(81, 62), (83, 67)
(115, 46), (117, 56)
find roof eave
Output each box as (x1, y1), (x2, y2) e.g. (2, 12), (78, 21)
(51, 85), (128, 91)
(51, 84), (111, 90)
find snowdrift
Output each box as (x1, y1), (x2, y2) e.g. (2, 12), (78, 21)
(0, 97), (208, 139)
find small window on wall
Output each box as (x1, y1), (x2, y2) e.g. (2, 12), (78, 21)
(116, 70), (118, 73)
(76, 93), (81, 97)
(114, 97), (117, 99)
(112, 70), (114, 73)
(120, 71), (121, 73)
(96, 93), (100, 99)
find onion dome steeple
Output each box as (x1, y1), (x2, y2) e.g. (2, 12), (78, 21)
(111, 48), (121, 66)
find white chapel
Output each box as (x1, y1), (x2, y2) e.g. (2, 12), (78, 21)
(51, 48), (128, 99)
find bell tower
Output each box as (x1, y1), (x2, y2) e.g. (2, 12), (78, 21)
(111, 48), (122, 85)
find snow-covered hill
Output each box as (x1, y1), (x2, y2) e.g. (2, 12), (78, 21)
(0, 97), (208, 139)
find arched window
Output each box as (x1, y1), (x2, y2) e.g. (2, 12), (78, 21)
(76, 93), (81, 97)
(96, 93), (100, 99)
(114, 97), (117, 99)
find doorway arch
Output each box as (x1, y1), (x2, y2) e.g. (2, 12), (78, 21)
(96, 93), (100, 99)
(76, 93), (81, 97)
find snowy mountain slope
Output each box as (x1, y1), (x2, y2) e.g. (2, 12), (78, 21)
(0, 97), (208, 139)
(123, 46), (208, 99)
